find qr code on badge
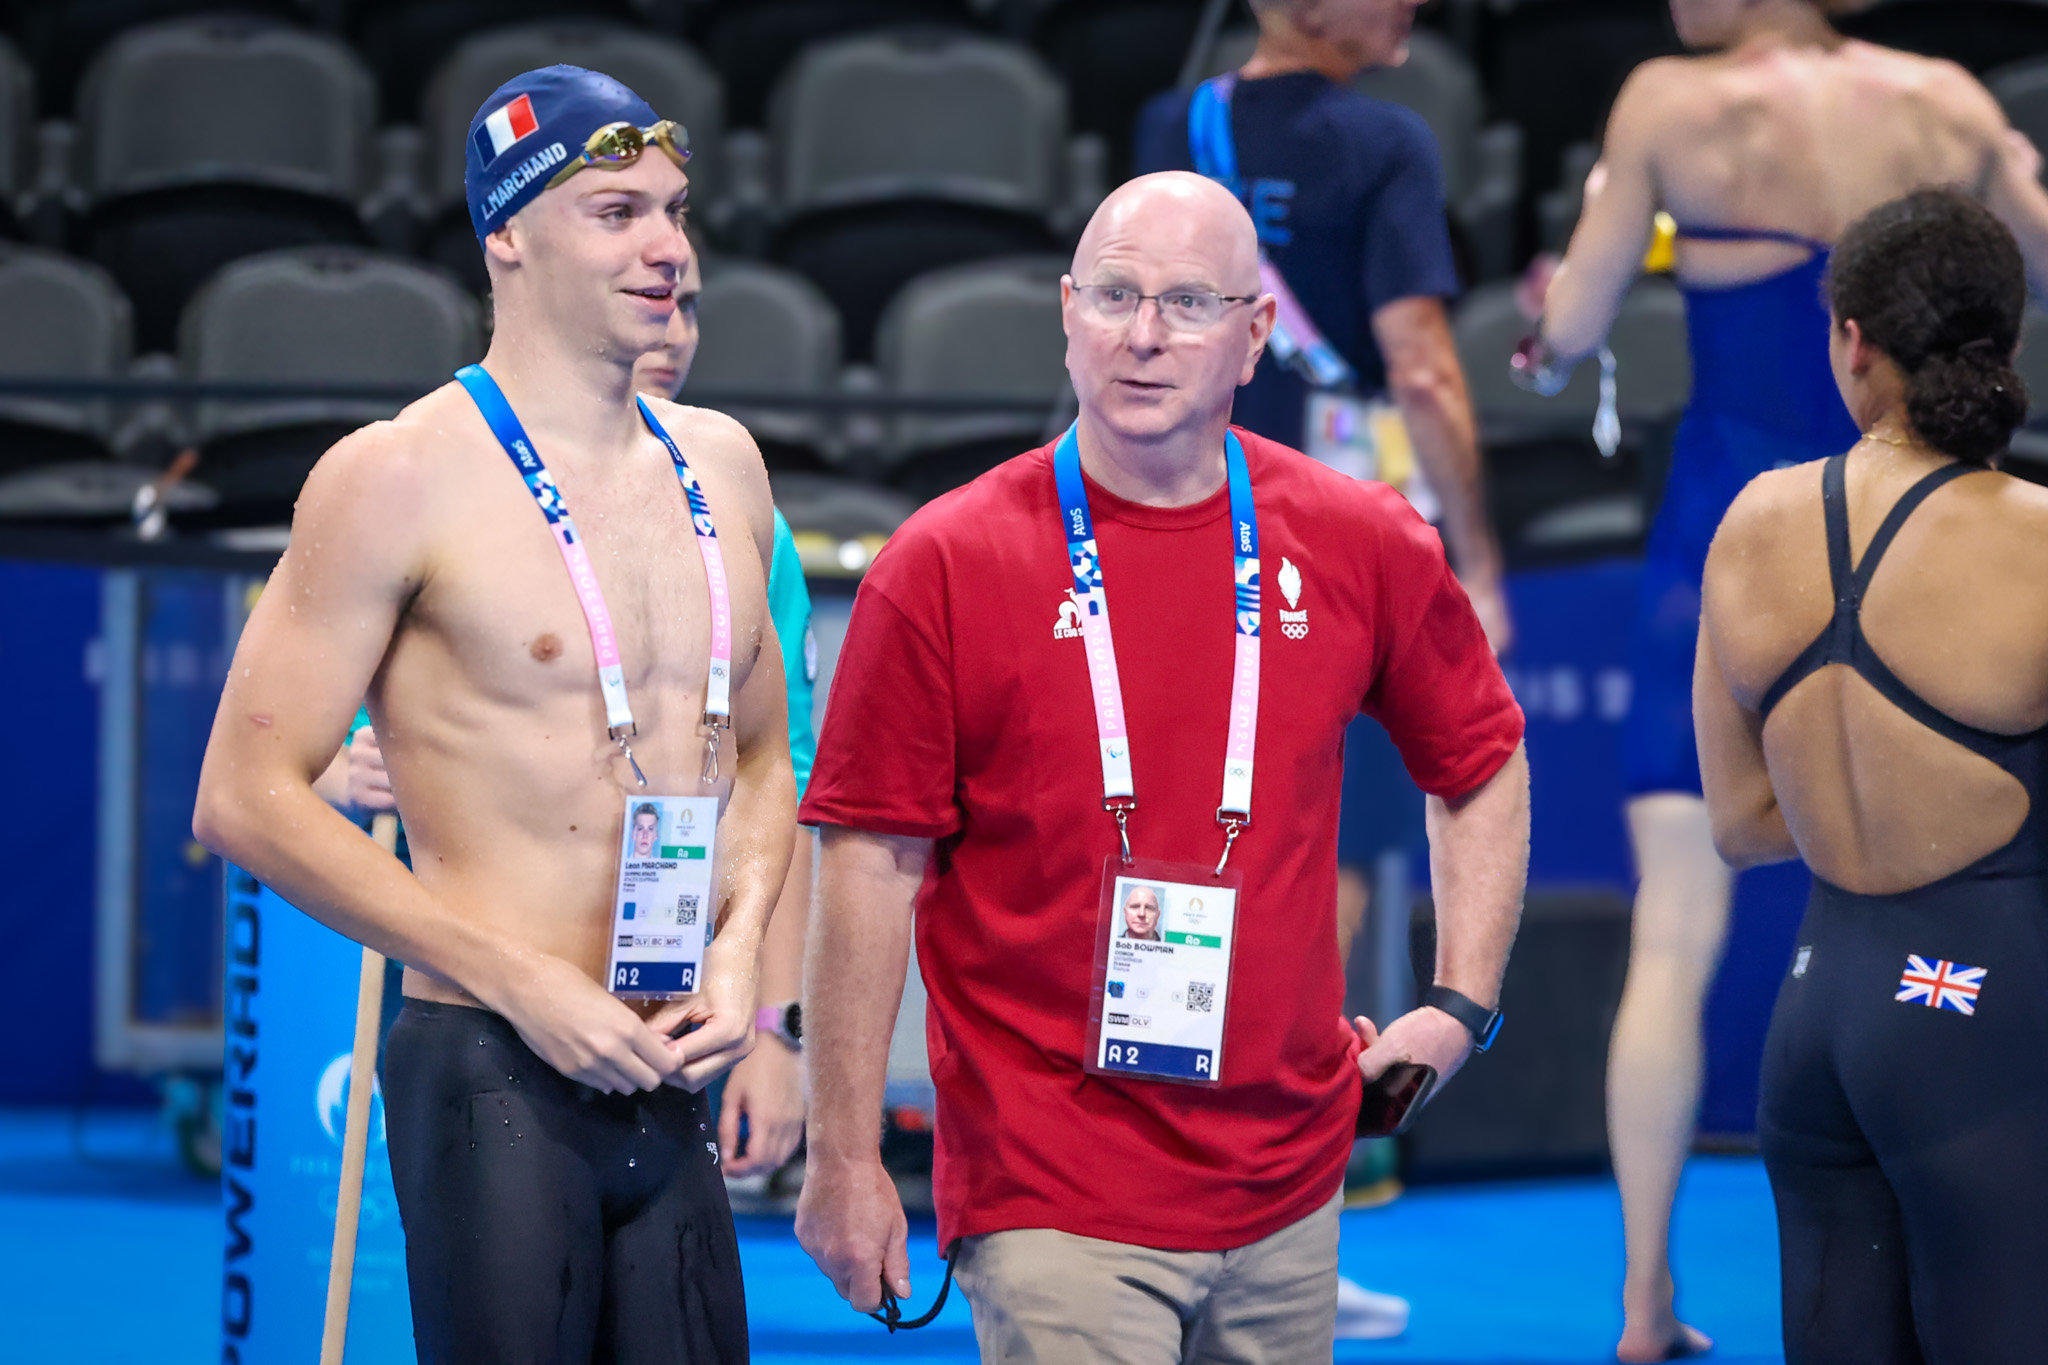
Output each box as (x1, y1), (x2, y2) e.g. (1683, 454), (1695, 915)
(1188, 981), (1215, 1013)
(676, 893), (700, 926)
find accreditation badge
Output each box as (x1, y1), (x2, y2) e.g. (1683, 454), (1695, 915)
(607, 795), (720, 999)
(1303, 390), (1381, 481)
(1302, 392), (1441, 522)
(1085, 860), (1242, 1087)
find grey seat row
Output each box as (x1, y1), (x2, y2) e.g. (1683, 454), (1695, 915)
(0, 18), (1107, 358)
(0, 244), (1076, 517)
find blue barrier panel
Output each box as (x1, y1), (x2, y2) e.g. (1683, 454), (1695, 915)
(0, 561), (138, 1102)
(222, 865), (412, 1363)
(1495, 558), (1807, 1137)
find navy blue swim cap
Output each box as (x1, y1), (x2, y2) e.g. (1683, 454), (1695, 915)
(465, 65), (661, 241)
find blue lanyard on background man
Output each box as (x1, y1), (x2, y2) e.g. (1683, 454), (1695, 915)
(1186, 74), (1359, 393)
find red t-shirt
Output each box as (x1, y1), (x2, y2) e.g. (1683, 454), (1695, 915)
(800, 430), (1523, 1251)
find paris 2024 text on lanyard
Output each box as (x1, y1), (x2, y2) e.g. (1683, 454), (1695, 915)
(456, 363), (732, 1001)
(1059, 424), (1256, 1088)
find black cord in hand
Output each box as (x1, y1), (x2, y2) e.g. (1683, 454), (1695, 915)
(865, 1243), (958, 1333)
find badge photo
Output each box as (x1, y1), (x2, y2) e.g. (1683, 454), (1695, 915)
(1085, 861), (1241, 1088)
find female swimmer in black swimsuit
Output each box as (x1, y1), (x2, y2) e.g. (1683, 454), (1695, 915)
(1698, 188), (2048, 1365)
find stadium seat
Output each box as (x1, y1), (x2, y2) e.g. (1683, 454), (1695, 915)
(1459, 276), (1689, 435)
(418, 22), (725, 293)
(1485, 0), (1681, 257)
(0, 37), (31, 238)
(688, 0), (974, 131)
(346, 0), (634, 123)
(767, 469), (919, 579)
(5, 0), (303, 118)
(1021, 0), (1209, 180)
(875, 254), (1070, 500)
(73, 16), (375, 352)
(1837, 0), (2048, 78)
(2015, 306), (2048, 425)
(1457, 275), (1689, 563)
(680, 259), (844, 471)
(178, 246), (482, 524)
(1989, 57), (2048, 176)
(1204, 25), (1523, 282)
(2007, 306), (2048, 482)
(768, 30), (1068, 360)
(1538, 140), (1601, 253)
(0, 245), (131, 476)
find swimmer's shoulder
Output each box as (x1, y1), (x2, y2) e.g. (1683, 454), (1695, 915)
(281, 383), (489, 587)
(1953, 466), (2048, 585)
(1604, 54), (1718, 147)
(296, 381), (481, 522)
(1704, 460), (1825, 594)
(1889, 47), (2017, 154)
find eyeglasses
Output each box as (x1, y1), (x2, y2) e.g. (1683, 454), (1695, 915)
(1073, 283), (1259, 333)
(546, 120), (692, 191)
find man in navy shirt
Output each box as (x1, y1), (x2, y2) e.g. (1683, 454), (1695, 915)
(1138, 3), (1509, 1340)
(1135, 0), (1507, 650)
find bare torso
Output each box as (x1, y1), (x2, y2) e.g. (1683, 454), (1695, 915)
(1541, 30), (2048, 361)
(1640, 39), (2012, 286)
(361, 383), (776, 1008)
(1705, 454), (2048, 893)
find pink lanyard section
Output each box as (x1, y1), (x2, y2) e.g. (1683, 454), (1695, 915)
(1052, 424), (1261, 873)
(455, 365), (734, 784)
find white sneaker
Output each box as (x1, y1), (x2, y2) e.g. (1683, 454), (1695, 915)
(1333, 1276), (1410, 1340)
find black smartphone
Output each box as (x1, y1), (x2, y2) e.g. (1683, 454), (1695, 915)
(1356, 1062), (1438, 1138)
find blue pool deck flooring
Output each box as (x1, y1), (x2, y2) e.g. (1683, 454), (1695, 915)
(0, 1110), (1783, 1364)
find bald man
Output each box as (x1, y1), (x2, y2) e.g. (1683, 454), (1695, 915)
(794, 173), (1529, 1362)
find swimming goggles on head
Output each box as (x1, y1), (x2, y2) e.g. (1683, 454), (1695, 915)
(547, 119), (691, 190)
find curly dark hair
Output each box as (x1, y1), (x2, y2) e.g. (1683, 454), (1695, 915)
(1826, 187), (2030, 466)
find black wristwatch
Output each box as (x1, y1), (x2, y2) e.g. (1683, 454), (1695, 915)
(1423, 985), (1503, 1052)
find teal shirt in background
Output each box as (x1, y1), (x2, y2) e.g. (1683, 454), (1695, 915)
(347, 510), (816, 800)
(769, 509), (817, 801)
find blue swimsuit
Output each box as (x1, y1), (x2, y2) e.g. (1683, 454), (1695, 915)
(1623, 226), (1863, 795)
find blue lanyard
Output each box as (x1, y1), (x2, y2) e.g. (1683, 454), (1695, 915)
(454, 364), (736, 784)
(1052, 424), (1261, 872)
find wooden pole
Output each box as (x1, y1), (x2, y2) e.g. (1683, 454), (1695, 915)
(318, 812), (398, 1365)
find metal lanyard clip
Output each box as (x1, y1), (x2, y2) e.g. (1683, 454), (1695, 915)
(701, 712), (732, 783)
(1214, 811), (1249, 877)
(1105, 797), (1137, 866)
(610, 724), (647, 787)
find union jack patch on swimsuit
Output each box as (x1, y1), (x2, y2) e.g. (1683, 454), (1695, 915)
(1896, 955), (1986, 1015)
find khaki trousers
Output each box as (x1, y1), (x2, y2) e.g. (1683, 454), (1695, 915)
(953, 1190), (1342, 1365)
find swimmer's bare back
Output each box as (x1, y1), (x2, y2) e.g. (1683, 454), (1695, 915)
(1618, 38), (2048, 288)
(195, 377), (792, 1083)
(1699, 449), (2048, 894)
(1543, 29), (2048, 360)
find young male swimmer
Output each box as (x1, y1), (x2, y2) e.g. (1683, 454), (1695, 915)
(195, 65), (792, 1363)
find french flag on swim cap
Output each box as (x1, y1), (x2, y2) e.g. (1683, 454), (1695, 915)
(475, 93), (539, 163)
